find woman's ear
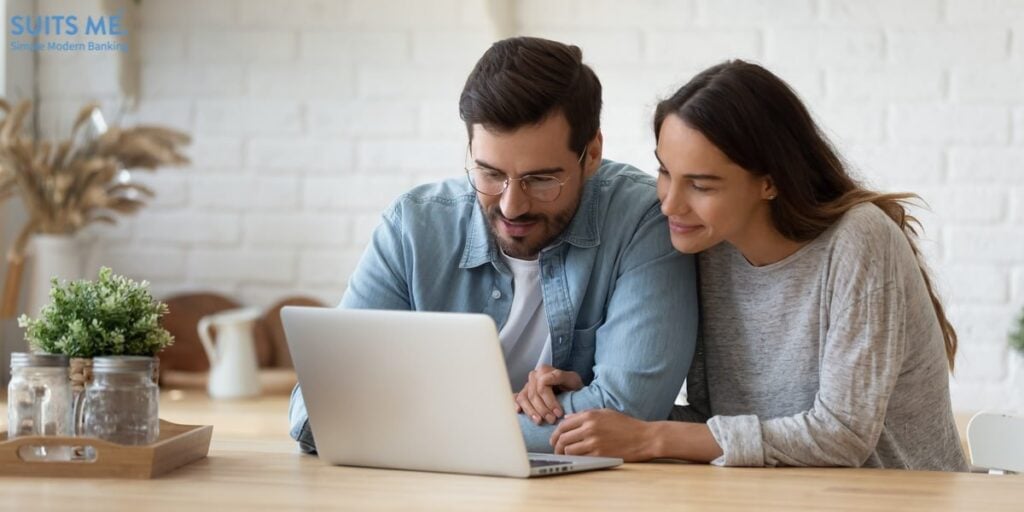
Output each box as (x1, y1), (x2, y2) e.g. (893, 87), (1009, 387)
(761, 176), (778, 201)
(584, 131), (603, 178)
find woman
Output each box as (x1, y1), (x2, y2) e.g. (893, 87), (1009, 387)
(537, 61), (967, 470)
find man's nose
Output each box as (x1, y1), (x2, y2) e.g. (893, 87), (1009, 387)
(500, 181), (531, 219)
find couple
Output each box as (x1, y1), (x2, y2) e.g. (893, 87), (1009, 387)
(289, 37), (967, 472)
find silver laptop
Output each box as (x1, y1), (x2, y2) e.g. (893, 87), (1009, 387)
(281, 307), (623, 478)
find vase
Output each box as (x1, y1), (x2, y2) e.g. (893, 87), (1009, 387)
(25, 234), (83, 317)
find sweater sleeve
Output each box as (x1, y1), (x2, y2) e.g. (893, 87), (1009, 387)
(707, 284), (907, 467)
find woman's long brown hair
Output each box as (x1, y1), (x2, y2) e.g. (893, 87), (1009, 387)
(654, 60), (957, 371)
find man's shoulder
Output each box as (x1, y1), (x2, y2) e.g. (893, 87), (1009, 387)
(585, 160), (663, 227)
(590, 159), (657, 191)
(385, 177), (477, 222)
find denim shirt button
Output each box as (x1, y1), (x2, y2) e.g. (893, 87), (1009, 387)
(558, 336), (564, 344)
(491, 289), (501, 300)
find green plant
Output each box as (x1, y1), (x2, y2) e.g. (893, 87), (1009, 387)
(1011, 306), (1024, 356)
(18, 267), (174, 358)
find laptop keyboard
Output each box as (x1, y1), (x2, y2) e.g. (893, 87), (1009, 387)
(529, 458), (572, 468)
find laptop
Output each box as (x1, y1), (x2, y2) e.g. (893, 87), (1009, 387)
(281, 307), (623, 478)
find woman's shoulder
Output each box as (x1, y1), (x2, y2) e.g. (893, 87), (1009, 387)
(827, 203), (911, 260)
(832, 202), (905, 241)
(825, 202), (921, 294)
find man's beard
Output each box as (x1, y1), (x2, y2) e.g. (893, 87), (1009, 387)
(482, 203), (577, 259)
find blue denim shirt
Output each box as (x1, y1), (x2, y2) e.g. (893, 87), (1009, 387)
(289, 160), (698, 453)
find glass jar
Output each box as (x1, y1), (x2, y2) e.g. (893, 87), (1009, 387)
(79, 356), (159, 445)
(7, 352), (73, 439)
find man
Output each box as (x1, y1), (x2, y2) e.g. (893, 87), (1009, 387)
(289, 36), (697, 453)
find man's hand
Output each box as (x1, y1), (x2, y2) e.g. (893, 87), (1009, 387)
(513, 365), (583, 425)
(549, 409), (657, 462)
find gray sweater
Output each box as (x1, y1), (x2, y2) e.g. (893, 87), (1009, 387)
(672, 204), (968, 471)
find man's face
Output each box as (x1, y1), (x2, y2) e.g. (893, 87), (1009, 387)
(469, 114), (599, 260)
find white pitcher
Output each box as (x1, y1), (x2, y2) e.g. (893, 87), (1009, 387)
(198, 307), (262, 399)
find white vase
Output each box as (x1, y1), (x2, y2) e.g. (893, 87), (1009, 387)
(26, 234), (83, 316)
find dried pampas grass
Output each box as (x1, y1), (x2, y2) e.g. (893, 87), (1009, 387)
(0, 99), (190, 317)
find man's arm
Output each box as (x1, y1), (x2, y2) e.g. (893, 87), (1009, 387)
(339, 208), (411, 311)
(288, 208), (411, 453)
(519, 206), (699, 452)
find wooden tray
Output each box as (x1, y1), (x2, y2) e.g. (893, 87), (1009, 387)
(0, 420), (213, 479)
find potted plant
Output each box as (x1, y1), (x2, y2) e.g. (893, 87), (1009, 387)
(18, 266), (174, 392)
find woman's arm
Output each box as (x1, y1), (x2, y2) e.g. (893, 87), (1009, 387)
(552, 283), (909, 466)
(708, 284), (908, 467)
(549, 409), (723, 462)
(649, 420), (723, 462)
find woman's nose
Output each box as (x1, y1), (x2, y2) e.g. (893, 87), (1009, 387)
(660, 187), (689, 217)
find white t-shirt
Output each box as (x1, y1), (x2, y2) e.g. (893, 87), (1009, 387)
(498, 252), (553, 392)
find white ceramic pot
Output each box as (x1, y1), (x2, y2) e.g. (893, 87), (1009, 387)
(26, 234), (83, 316)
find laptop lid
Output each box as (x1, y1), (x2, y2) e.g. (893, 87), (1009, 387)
(282, 307), (536, 478)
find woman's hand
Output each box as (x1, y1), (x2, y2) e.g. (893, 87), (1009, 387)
(549, 409), (658, 462)
(514, 365), (583, 425)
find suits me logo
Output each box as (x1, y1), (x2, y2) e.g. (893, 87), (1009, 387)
(10, 14), (126, 36)
(8, 10), (129, 52)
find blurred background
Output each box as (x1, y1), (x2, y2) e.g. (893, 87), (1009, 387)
(1, 0), (1022, 412)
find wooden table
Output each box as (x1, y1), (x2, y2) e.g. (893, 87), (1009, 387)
(0, 391), (1021, 511)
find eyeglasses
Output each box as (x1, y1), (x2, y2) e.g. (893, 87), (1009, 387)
(464, 145), (587, 203)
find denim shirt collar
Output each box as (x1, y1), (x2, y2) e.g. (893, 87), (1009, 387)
(459, 169), (603, 269)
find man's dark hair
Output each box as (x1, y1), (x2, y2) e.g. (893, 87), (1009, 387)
(459, 36), (601, 156)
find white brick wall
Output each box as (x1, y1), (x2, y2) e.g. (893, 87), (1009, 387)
(821, 0), (944, 25)
(890, 105), (1011, 144)
(246, 139), (353, 173)
(767, 28), (884, 65)
(826, 68), (945, 102)
(1017, 108), (1024, 142)
(889, 29), (1011, 66)
(949, 149), (1024, 185)
(24, 0), (1024, 413)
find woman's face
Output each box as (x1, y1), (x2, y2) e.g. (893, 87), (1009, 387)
(655, 114), (776, 255)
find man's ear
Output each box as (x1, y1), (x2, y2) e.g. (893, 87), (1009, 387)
(584, 131), (603, 178)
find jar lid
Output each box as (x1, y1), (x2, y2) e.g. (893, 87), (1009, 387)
(93, 356), (154, 373)
(10, 352), (69, 368)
